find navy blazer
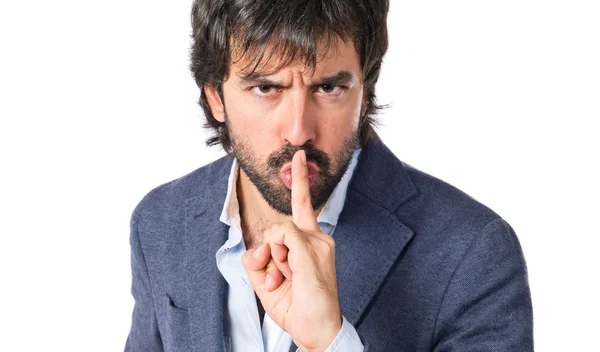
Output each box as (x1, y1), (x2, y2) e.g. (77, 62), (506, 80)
(126, 139), (533, 351)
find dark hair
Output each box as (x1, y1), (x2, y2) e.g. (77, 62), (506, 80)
(190, 0), (389, 153)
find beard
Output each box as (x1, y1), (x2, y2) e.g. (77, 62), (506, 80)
(226, 117), (358, 215)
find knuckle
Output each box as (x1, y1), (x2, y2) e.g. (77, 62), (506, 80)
(315, 232), (335, 248)
(241, 251), (251, 267)
(324, 235), (336, 249)
(317, 235), (335, 253)
(282, 221), (297, 232)
(262, 228), (273, 241)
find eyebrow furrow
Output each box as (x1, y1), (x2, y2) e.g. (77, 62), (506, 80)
(238, 70), (356, 88)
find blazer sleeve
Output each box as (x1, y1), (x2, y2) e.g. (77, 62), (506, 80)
(432, 218), (534, 351)
(125, 204), (164, 352)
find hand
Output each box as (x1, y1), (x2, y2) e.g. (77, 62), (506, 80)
(242, 150), (342, 352)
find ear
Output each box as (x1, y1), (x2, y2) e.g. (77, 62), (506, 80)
(361, 89), (369, 117)
(204, 84), (225, 123)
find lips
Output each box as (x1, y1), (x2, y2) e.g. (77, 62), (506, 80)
(279, 162), (319, 190)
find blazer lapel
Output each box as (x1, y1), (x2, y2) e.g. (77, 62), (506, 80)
(182, 158), (232, 352)
(334, 191), (414, 326)
(334, 140), (418, 327)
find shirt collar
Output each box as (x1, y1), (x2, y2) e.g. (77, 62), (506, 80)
(219, 148), (361, 228)
(219, 161), (240, 227)
(316, 148), (361, 226)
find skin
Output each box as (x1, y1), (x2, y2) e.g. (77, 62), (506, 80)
(204, 39), (367, 351)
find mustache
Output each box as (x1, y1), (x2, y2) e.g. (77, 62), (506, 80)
(267, 143), (331, 173)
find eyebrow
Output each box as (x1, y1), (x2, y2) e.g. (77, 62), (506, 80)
(311, 71), (356, 86)
(237, 70), (358, 88)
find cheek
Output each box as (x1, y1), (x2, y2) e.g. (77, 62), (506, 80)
(315, 97), (362, 152)
(225, 97), (280, 156)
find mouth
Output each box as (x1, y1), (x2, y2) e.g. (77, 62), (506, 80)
(279, 162), (320, 190)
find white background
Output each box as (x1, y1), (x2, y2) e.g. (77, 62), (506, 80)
(0, 1), (598, 351)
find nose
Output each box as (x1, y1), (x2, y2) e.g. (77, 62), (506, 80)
(280, 89), (316, 147)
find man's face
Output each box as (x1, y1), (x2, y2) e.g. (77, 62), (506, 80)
(207, 39), (366, 215)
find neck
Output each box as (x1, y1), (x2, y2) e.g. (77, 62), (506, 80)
(236, 169), (285, 249)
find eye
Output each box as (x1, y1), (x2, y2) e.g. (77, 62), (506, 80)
(251, 85), (280, 97)
(321, 84), (336, 93)
(317, 84), (344, 96)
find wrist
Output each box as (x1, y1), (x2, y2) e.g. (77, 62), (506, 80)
(297, 315), (343, 352)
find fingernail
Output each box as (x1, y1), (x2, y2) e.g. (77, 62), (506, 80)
(300, 150), (307, 165)
(253, 244), (264, 259)
(265, 274), (273, 290)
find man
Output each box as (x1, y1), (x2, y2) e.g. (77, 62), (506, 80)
(126, 0), (533, 351)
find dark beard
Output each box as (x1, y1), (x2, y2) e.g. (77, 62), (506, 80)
(229, 122), (358, 215)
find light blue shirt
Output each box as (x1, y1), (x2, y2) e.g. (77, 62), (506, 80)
(216, 148), (364, 352)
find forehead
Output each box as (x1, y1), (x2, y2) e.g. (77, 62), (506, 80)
(228, 36), (361, 80)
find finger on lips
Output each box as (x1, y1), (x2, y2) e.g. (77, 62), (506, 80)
(292, 150), (320, 232)
(244, 150), (322, 292)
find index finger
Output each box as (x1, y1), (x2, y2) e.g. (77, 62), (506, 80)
(291, 150), (320, 231)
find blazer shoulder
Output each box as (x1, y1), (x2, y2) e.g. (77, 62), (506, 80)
(401, 163), (501, 228)
(395, 163), (514, 262)
(133, 156), (233, 218)
(354, 140), (501, 231)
